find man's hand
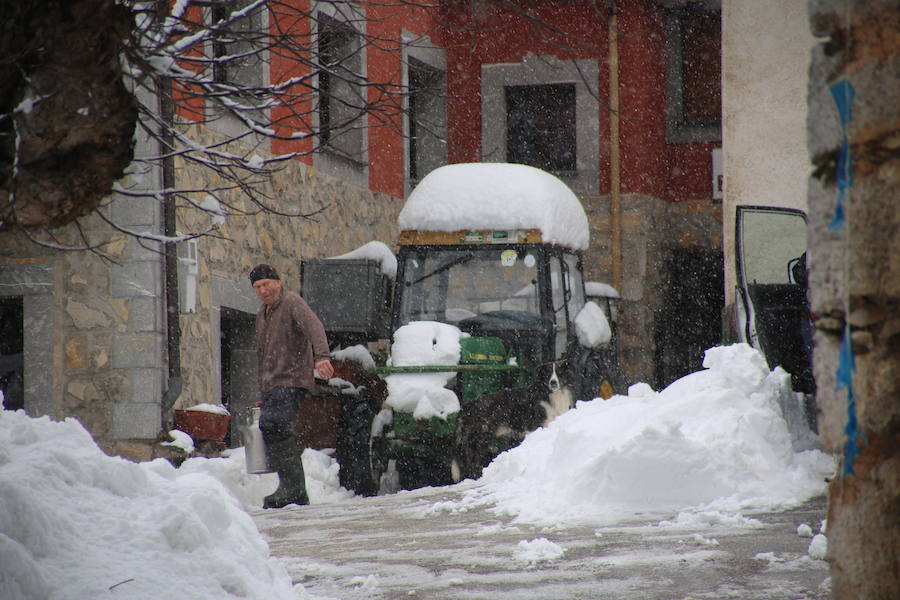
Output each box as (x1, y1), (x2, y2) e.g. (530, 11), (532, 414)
(315, 359), (335, 380)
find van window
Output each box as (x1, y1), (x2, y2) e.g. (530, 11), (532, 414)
(738, 208), (807, 285)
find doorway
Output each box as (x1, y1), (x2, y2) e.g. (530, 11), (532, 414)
(654, 248), (724, 389)
(0, 297), (24, 411)
(220, 307), (257, 446)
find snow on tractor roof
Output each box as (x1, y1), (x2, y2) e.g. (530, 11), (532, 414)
(398, 163), (590, 250)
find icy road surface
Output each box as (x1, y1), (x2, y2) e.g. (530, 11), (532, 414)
(253, 483), (830, 600)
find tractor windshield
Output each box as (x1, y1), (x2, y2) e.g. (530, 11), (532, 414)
(397, 247), (543, 329)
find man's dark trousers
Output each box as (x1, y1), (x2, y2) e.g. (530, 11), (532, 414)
(260, 386), (308, 508)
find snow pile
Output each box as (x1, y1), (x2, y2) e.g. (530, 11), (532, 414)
(0, 405), (359, 600)
(328, 240), (398, 280)
(181, 402), (230, 415)
(796, 519), (829, 559)
(808, 533), (828, 560)
(465, 344), (832, 525)
(756, 518), (829, 569)
(298, 449), (357, 504)
(585, 280), (620, 299)
(399, 163), (590, 250)
(161, 428), (195, 453)
(656, 510), (763, 531)
(199, 194), (226, 227)
(332, 344), (377, 371)
(574, 301), (612, 348)
(173, 447), (352, 512)
(385, 321), (464, 419)
(513, 538), (566, 565)
(0, 410), (294, 600)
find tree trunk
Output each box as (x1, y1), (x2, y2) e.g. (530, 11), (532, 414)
(0, 0), (136, 230)
(807, 1), (900, 598)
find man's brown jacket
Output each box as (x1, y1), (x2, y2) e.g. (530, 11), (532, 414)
(256, 289), (330, 393)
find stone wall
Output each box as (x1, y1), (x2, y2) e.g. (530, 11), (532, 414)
(0, 126), (404, 459)
(0, 202), (165, 459)
(172, 128), (405, 416)
(583, 193), (722, 387)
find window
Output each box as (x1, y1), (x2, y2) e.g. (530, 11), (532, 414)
(481, 56), (599, 195)
(665, 4), (722, 143)
(407, 57), (447, 183)
(177, 239), (199, 314)
(211, 1), (267, 118)
(318, 14), (364, 159)
(737, 208), (807, 287)
(397, 248), (540, 327)
(505, 84), (576, 173)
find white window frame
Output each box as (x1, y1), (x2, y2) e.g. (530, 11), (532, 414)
(481, 55), (599, 196)
(401, 31), (447, 196)
(312, 1), (368, 187)
(204, 1), (272, 142)
(664, 3), (722, 144)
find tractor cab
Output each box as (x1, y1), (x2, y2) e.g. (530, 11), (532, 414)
(394, 235), (584, 372)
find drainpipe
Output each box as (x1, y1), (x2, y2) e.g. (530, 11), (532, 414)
(608, 0), (622, 292)
(157, 1), (182, 422)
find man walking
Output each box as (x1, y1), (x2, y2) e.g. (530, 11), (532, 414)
(250, 264), (334, 508)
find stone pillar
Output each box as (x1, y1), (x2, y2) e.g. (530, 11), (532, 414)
(807, 1), (900, 596)
(106, 112), (167, 442)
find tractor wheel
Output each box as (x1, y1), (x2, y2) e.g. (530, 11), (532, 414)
(368, 408), (396, 494)
(397, 455), (453, 490)
(335, 392), (379, 496)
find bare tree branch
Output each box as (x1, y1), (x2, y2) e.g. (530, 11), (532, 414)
(0, 0), (611, 253)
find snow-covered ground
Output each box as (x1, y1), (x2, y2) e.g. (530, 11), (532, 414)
(0, 344), (832, 599)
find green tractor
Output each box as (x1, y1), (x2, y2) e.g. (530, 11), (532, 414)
(301, 163), (625, 495)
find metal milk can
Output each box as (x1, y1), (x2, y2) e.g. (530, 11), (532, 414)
(244, 406), (272, 474)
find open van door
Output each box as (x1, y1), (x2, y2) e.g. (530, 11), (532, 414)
(735, 206), (816, 428)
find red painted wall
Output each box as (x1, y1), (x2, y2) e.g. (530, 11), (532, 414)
(269, 0), (314, 162)
(201, 1), (717, 202)
(617, 0), (667, 199)
(439, 0), (718, 203)
(363, 5), (436, 198)
(267, 2), (436, 198)
(440, 3), (609, 167)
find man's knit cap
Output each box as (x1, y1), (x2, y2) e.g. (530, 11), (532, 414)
(249, 264), (280, 284)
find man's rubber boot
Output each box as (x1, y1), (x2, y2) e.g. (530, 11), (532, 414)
(263, 437), (309, 509)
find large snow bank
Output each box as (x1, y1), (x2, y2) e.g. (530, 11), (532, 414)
(464, 344), (832, 525)
(399, 163), (590, 250)
(385, 321), (464, 419)
(0, 407), (351, 600)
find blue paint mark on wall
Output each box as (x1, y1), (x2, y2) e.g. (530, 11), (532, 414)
(837, 325), (863, 476)
(828, 80), (855, 231)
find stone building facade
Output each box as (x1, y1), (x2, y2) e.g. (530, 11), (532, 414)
(1, 1), (727, 456)
(0, 124), (403, 458)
